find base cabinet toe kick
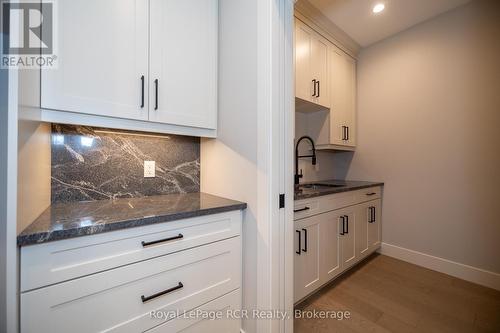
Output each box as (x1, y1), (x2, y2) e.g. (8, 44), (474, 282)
(19, 210), (243, 333)
(294, 186), (383, 303)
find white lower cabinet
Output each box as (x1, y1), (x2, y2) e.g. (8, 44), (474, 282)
(294, 187), (382, 303)
(294, 214), (322, 301)
(20, 211), (243, 333)
(368, 199), (382, 251)
(320, 211), (342, 281)
(147, 289), (241, 333)
(338, 208), (357, 270)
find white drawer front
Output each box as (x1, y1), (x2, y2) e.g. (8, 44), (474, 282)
(293, 199), (320, 219)
(21, 237), (241, 333)
(355, 186), (382, 202)
(147, 289), (241, 333)
(21, 210), (242, 291)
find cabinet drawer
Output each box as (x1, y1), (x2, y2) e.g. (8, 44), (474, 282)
(148, 289), (241, 333)
(293, 199), (321, 219)
(21, 210), (242, 292)
(355, 186), (382, 202)
(21, 237), (241, 333)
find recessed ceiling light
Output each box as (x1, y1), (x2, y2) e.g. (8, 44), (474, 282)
(372, 3), (385, 14)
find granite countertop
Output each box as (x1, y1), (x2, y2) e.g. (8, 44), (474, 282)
(18, 192), (247, 246)
(295, 179), (384, 200)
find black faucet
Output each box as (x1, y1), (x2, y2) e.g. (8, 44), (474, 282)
(295, 136), (317, 185)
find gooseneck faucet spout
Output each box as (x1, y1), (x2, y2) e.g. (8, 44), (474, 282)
(295, 136), (317, 185)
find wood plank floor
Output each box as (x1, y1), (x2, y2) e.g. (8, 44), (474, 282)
(295, 254), (500, 333)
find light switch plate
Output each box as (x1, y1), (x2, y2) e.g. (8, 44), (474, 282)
(144, 161), (155, 178)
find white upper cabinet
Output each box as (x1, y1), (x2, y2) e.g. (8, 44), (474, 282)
(149, 0), (217, 129)
(41, 0), (218, 136)
(294, 20), (312, 105)
(328, 46), (347, 146)
(42, 0), (149, 120)
(294, 17), (357, 150)
(311, 37), (329, 108)
(294, 19), (329, 109)
(325, 44), (356, 149)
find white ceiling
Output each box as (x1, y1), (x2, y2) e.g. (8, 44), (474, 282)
(307, 0), (472, 47)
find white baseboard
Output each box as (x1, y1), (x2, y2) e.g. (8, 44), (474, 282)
(378, 242), (500, 291)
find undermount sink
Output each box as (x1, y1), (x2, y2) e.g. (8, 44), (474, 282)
(297, 183), (345, 190)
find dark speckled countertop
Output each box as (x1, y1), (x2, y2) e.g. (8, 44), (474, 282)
(295, 180), (384, 200)
(18, 192), (247, 246)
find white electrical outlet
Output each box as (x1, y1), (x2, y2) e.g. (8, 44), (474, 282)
(144, 161), (155, 178)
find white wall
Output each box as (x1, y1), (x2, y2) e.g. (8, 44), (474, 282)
(338, 0), (500, 274)
(201, 0), (258, 332)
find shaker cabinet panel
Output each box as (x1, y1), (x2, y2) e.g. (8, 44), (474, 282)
(355, 203), (370, 257)
(327, 44), (356, 148)
(310, 37), (329, 108)
(149, 0), (218, 129)
(321, 211), (342, 281)
(339, 210), (357, 270)
(368, 199), (382, 251)
(41, 0), (149, 120)
(294, 215), (322, 302)
(294, 18), (329, 109)
(295, 22), (313, 102)
(328, 46), (347, 146)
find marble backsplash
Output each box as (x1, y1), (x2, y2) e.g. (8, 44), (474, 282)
(51, 124), (200, 203)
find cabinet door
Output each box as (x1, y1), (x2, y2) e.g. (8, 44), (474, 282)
(368, 199), (382, 251)
(294, 215), (321, 302)
(339, 210), (357, 270)
(320, 211), (342, 281)
(328, 45), (356, 147)
(343, 55), (356, 146)
(328, 45), (347, 145)
(355, 203), (370, 258)
(295, 19), (313, 103)
(149, 0), (217, 129)
(310, 36), (329, 108)
(41, 0), (149, 120)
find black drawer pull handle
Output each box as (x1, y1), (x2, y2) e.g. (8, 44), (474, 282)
(154, 79), (159, 110)
(140, 75), (145, 108)
(317, 80), (320, 98)
(294, 206), (310, 213)
(312, 79), (317, 97)
(344, 215), (349, 234)
(296, 230), (301, 255)
(141, 282), (183, 303)
(302, 228), (308, 252)
(141, 234), (183, 247)
(366, 192), (377, 196)
(340, 216), (345, 235)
